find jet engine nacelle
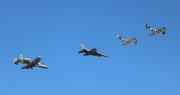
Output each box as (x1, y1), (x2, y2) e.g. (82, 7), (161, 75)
(23, 58), (31, 63)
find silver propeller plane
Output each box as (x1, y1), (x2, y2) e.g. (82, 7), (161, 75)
(78, 44), (108, 58)
(146, 23), (166, 36)
(14, 54), (48, 69)
(117, 34), (137, 46)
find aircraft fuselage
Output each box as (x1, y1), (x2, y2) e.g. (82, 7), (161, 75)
(79, 49), (102, 57)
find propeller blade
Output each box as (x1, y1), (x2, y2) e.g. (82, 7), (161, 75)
(135, 40), (137, 43)
(162, 29), (166, 36)
(134, 40), (137, 46)
(146, 23), (148, 28)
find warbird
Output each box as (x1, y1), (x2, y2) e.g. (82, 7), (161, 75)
(14, 54), (48, 69)
(117, 34), (137, 46)
(146, 23), (166, 36)
(78, 44), (108, 58)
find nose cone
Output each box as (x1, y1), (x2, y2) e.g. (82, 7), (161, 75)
(78, 50), (83, 53)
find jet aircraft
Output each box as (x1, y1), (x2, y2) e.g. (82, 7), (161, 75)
(146, 23), (166, 36)
(78, 44), (108, 58)
(14, 54), (48, 69)
(117, 34), (137, 46)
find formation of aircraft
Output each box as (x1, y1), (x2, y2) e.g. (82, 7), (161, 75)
(14, 54), (48, 69)
(13, 23), (166, 69)
(117, 34), (137, 46)
(78, 44), (108, 58)
(146, 23), (166, 36)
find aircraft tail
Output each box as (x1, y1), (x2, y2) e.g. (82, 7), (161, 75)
(81, 44), (87, 50)
(14, 58), (18, 65)
(14, 54), (24, 65)
(146, 23), (151, 29)
(117, 34), (122, 39)
(19, 54), (23, 60)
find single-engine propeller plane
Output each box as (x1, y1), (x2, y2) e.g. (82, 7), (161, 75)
(78, 44), (108, 58)
(146, 23), (166, 36)
(117, 34), (137, 46)
(14, 54), (48, 69)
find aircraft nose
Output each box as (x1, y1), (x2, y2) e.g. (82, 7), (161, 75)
(78, 50), (83, 53)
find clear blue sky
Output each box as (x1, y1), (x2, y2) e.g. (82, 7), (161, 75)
(1, 0), (180, 95)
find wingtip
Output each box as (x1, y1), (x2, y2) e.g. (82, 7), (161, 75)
(103, 55), (108, 58)
(117, 34), (119, 39)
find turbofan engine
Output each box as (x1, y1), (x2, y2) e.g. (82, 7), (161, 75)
(23, 58), (31, 63)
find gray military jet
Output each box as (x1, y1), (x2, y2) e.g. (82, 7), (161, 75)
(146, 23), (166, 36)
(117, 34), (137, 46)
(14, 54), (48, 69)
(78, 44), (108, 58)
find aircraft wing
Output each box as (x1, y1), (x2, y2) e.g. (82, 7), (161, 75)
(99, 53), (108, 58)
(128, 38), (137, 43)
(157, 27), (166, 33)
(21, 65), (29, 69)
(122, 42), (128, 46)
(21, 64), (33, 69)
(90, 48), (97, 53)
(150, 33), (156, 36)
(31, 56), (42, 65)
(37, 63), (48, 69)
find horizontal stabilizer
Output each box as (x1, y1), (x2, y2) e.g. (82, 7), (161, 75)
(117, 34), (122, 39)
(14, 58), (19, 65)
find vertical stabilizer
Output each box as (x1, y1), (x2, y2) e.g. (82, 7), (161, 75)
(19, 54), (23, 60)
(81, 44), (87, 50)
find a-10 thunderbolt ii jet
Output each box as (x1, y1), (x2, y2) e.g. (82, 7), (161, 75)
(14, 54), (48, 69)
(146, 23), (166, 36)
(78, 44), (108, 58)
(117, 34), (137, 46)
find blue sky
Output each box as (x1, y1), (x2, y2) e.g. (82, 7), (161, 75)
(0, 0), (180, 95)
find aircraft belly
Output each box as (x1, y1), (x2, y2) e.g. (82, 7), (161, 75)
(92, 53), (101, 56)
(128, 41), (133, 44)
(23, 60), (31, 63)
(157, 31), (162, 34)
